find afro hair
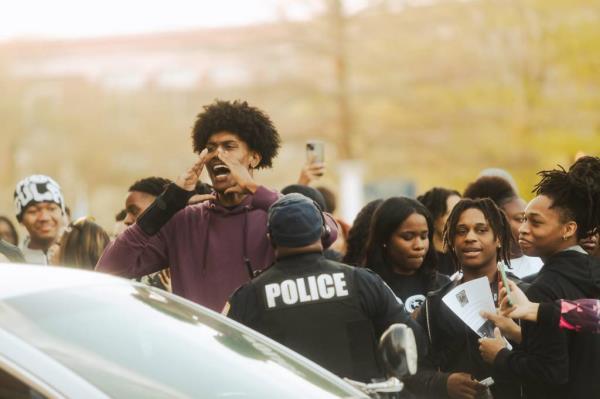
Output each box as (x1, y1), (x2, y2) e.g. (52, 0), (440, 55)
(463, 176), (517, 207)
(191, 100), (281, 169)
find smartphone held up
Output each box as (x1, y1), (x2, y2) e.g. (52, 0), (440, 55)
(497, 262), (513, 307)
(306, 140), (325, 163)
(306, 140), (325, 177)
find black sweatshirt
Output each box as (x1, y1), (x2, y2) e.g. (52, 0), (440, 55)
(384, 271), (450, 313)
(493, 250), (600, 399)
(405, 273), (525, 399)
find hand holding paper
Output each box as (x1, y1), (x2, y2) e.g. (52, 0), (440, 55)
(479, 327), (507, 364)
(442, 277), (497, 338)
(442, 276), (513, 354)
(480, 310), (522, 344)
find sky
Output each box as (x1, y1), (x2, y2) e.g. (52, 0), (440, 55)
(0, 0), (369, 41)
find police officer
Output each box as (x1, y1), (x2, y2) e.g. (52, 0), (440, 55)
(225, 193), (425, 382)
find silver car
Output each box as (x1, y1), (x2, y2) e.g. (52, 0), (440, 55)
(0, 264), (369, 398)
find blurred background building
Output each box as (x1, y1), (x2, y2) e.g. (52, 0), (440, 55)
(0, 0), (599, 230)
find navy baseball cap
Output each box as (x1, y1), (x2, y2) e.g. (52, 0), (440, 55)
(268, 193), (323, 247)
(281, 184), (328, 212)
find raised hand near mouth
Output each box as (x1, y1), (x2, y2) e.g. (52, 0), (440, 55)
(176, 149), (209, 191)
(218, 152), (258, 195)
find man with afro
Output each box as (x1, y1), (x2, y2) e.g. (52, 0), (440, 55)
(97, 100), (338, 311)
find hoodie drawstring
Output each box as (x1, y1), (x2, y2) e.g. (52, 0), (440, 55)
(201, 202), (255, 279)
(201, 209), (212, 274)
(242, 207), (254, 279)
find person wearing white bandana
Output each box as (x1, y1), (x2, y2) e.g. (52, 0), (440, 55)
(14, 175), (66, 265)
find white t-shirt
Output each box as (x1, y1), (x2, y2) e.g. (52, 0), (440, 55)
(20, 239), (48, 265)
(506, 256), (543, 279)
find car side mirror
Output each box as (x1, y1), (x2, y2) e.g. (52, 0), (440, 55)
(378, 323), (418, 379)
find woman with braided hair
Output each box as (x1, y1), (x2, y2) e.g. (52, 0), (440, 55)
(478, 156), (600, 399)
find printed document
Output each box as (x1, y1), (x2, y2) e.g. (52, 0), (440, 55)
(442, 277), (496, 338)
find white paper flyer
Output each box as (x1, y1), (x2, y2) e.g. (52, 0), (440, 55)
(442, 276), (496, 338)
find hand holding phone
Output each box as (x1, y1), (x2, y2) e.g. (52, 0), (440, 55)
(498, 279), (538, 321)
(306, 141), (324, 164)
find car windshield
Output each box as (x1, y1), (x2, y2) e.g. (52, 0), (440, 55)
(0, 284), (362, 398)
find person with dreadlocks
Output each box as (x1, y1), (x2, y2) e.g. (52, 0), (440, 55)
(463, 175), (543, 279)
(478, 156), (600, 399)
(97, 100), (338, 312)
(417, 187), (461, 276)
(363, 197), (449, 315)
(404, 198), (523, 399)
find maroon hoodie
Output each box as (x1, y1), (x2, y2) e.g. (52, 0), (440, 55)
(97, 186), (338, 311)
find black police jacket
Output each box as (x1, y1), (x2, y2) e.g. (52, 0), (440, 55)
(226, 252), (425, 382)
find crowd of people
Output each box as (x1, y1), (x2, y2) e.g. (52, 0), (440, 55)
(1, 99), (599, 399)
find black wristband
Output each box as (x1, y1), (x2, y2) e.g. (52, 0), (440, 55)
(136, 183), (194, 235)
